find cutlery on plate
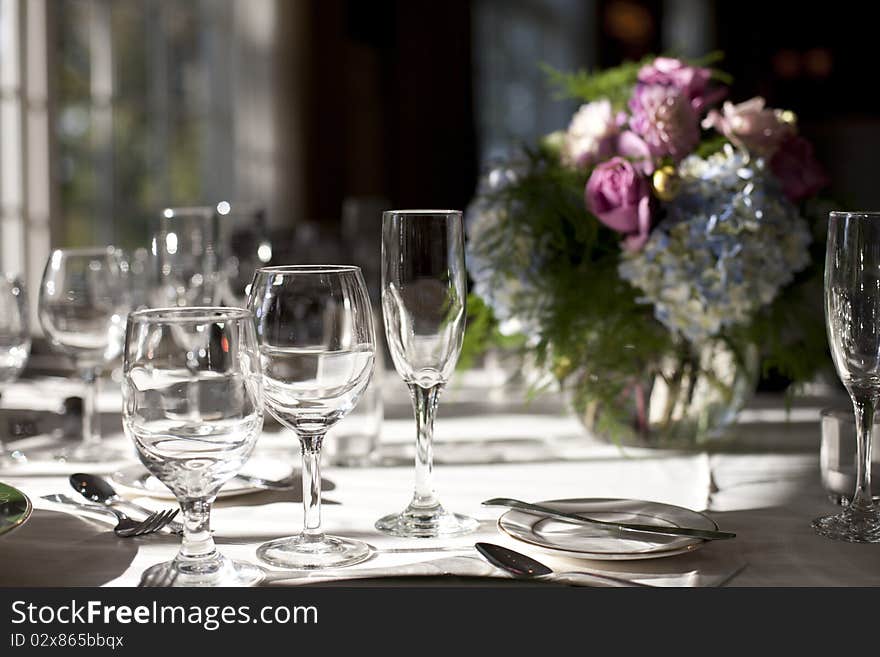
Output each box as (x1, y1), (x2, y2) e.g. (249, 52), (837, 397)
(483, 498), (735, 541)
(69, 473), (184, 533)
(475, 542), (650, 587)
(41, 494), (180, 537)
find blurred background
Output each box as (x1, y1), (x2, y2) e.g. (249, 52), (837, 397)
(1, 0), (875, 307)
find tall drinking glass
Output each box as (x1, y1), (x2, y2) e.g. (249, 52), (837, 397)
(123, 307), (264, 585)
(248, 265), (375, 568)
(151, 207), (221, 307)
(376, 210), (477, 537)
(0, 275), (30, 465)
(39, 248), (129, 462)
(817, 211), (880, 542)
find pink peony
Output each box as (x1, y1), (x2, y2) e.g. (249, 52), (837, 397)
(561, 100), (624, 168)
(637, 57), (719, 112)
(585, 157), (653, 251)
(770, 136), (829, 201)
(702, 97), (795, 158)
(629, 85), (700, 162)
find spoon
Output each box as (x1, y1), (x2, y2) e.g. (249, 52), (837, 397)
(69, 473), (184, 533)
(475, 542), (650, 587)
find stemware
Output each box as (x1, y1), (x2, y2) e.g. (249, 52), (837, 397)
(248, 265), (376, 569)
(375, 210), (478, 537)
(122, 307), (264, 585)
(0, 275), (31, 465)
(816, 211), (880, 542)
(215, 201), (273, 307)
(39, 248), (129, 462)
(150, 207), (221, 308)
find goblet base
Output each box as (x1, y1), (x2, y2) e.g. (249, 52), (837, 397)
(257, 534), (374, 570)
(812, 505), (880, 543)
(141, 554), (265, 587)
(375, 504), (478, 538)
(54, 442), (130, 464)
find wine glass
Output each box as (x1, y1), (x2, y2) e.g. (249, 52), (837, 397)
(248, 265), (375, 569)
(0, 275), (31, 465)
(150, 207), (221, 308)
(817, 211), (880, 542)
(123, 307), (264, 586)
(215, 201), (273, 307)
(39, 248), (129, 462)
(375, 210), (478, 537)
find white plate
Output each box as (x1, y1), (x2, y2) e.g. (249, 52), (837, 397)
(498, 498), (717, 560)
(111, 459), (294, 500)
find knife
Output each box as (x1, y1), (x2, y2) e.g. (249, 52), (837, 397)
(483, 497), (735, 541)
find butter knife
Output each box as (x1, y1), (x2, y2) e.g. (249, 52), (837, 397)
(483, 497), (735, 541)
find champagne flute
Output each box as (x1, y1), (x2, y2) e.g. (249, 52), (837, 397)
(39, 248), (129, 462)
(248, 265), (375, 569)
(817, 211), (880, 542)
(375, 210), (478, 537)
(123, 307), (264, 585)
(0, 275), (31, 465)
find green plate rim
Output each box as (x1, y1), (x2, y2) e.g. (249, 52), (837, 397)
(0, 481), (33, 538)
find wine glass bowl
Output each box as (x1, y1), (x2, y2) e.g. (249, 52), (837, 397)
(123, 307), (264, 585)
(815, 211), (880, 542)
(249, 265), (376, 569)
(151, 207), (221, 308)
(376, 210), (477, 538)
(39, 247), (129, 461)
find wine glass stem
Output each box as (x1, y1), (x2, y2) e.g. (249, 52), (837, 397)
(300, 433), (325, 543)
(852, 395), (877, 512)
(81, 367), (100, 446)
(178, 497), (218, 562)
(410, 383), (441, 509)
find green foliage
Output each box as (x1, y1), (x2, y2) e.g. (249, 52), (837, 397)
(542, 58), (648, 110)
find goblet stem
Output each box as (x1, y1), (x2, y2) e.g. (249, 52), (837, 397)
(299, 433), (325, 543)
(178, 497), (218, 565)
(81, 367), (100, 446)
(851, 395), (877, 512)
(410, 383), (440, 509)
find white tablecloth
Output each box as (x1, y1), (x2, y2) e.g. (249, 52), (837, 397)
(2, 375), (877, 587)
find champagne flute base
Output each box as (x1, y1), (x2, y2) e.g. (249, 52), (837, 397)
(375, 505), (478, 538)
(141, 555), (265, 587)
(812, 506), (880, 543)
(257, 534), (374, 570)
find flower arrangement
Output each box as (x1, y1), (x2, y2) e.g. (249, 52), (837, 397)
(464, 55), (832, 445)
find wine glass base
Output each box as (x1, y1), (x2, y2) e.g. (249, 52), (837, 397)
(54, 442), (130, 464)
(375, 505), (478, 538)
(812, 506), (880, 543)
(141, 555), (264, 587)
(257, 534), (374, 570)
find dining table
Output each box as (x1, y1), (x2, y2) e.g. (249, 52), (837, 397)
(1, 367), (877, 588)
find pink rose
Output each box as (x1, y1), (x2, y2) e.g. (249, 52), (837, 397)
(702, 97), (795, 157)
(637, 57), (720, 112)
(614, 131), (654, 174)
(770, 136), (829, 201)
(585, 157), (653, 251)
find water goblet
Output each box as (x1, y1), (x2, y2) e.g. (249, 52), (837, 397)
(375, 210), (478, 537)
(39, 247), (129, 462)
(123, 307), (264, 585)
(248, 265), (376, 569)
(815, 211), (880, 542)
(0, 275), (31, 465)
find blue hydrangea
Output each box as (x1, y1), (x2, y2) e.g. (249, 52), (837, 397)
(618, 146), (812, 342)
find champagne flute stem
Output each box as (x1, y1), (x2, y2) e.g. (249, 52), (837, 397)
(852, 395), (877, 512)
(410, 383), (441, 509)
(178, 497), (218, 563)
(81, 367), (100, 446)
(300, 433), (325, 543)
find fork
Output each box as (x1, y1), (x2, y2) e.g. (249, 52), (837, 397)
(115, 509), (180, 538)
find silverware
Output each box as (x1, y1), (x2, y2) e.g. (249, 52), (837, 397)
(475, 542), (650, 588)
(41, 494), (180, 537)
(69, 473), (184, 533)
(483, 498), (735, 541)
(233, 472), (296, 490)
